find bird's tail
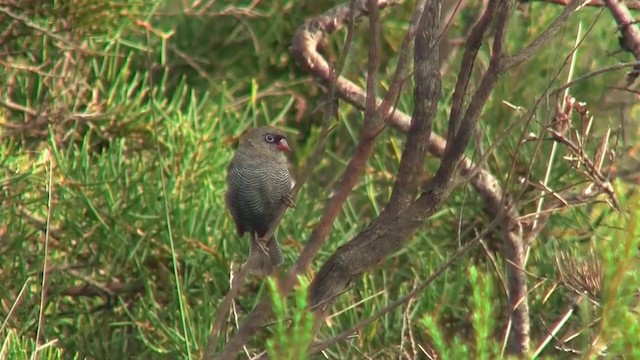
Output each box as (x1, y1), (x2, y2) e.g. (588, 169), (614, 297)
(248, 235), (283, 275)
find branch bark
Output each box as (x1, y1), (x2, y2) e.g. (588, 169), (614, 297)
(603, 0), (640, 83)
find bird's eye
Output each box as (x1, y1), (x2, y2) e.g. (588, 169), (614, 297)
(265, 134), (276, 143)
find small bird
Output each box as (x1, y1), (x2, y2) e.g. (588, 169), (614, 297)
(225, 126), (293, 274)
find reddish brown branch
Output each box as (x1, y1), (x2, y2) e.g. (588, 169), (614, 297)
(604, 0), (640, 82)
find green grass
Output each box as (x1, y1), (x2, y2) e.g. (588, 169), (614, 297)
(1, 1), (640, 359)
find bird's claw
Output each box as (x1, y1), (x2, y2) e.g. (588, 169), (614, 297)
(256, 236), (270, 257)
(282, 194), (295, 208)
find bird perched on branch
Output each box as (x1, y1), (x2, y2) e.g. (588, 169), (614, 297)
(225, 126), (294, 274)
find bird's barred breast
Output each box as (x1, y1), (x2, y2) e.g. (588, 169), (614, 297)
(227, 162), (290, 233)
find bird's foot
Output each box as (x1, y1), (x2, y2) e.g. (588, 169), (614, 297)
(282, 194), (295, 208)
(256, 236), (271, 257)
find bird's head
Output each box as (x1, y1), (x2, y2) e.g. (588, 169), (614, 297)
(239, 126), (291, 155)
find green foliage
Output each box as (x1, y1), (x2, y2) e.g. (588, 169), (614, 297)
(266, 277), (314, 360)
(0, 329), (67, 360)
(470, 266), (498, 359)
(1, 0), (639, 359)
(596, 192), (640, 357)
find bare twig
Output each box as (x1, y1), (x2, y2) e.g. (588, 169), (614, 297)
(0, 6), (99, 53)
(364, 0), (382, 131)
(203, 261), (254, 355)
(551, 60), (640, 96)
(556, 249), (603, 300)
(533, 0), (640, 10)
(376, 0), (426, 126)
(532, 295), (584, 359)
(446, 0), (499, 146)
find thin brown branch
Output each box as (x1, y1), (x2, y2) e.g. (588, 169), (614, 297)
(551, 60), (640, 95)
(377, 0), (426, 123)
(501, 0), (589, 71)
(203, 261), (253, 356)
(288, 0), (391, 301)
(533, 0), (640, 9)
(447, 0), (499, 146)
(0, 99), (38, 117)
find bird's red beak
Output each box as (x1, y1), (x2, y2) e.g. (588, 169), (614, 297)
(277, 139), (291, 152)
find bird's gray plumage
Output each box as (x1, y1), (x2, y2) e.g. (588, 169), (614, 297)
(225, 126), (292, 273)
